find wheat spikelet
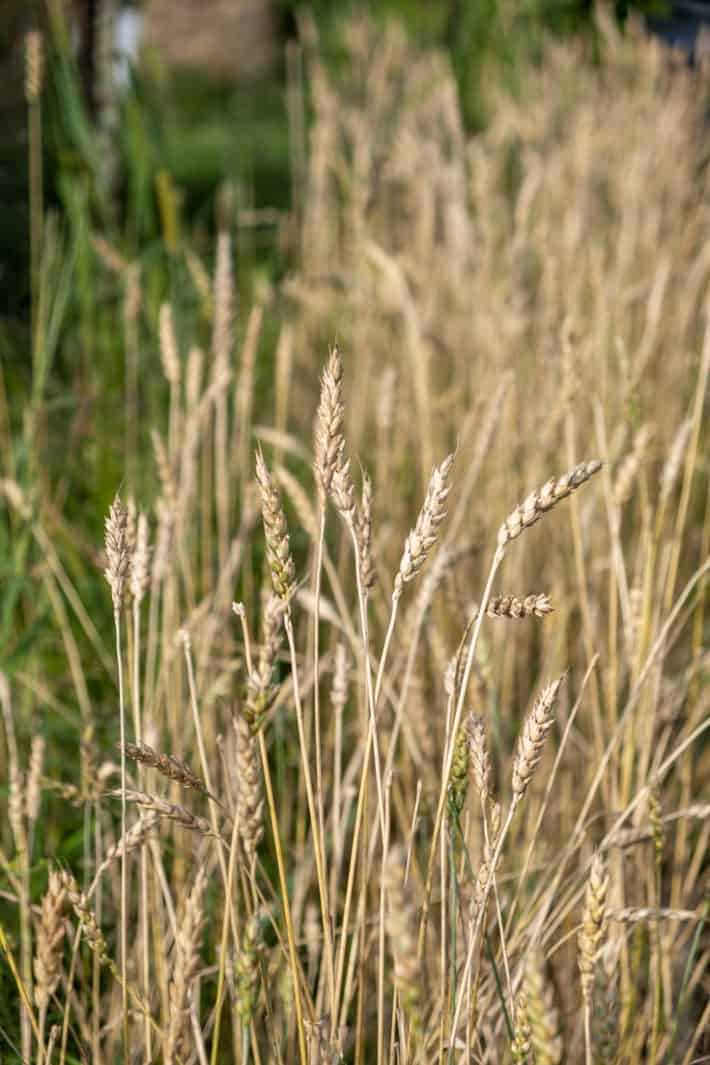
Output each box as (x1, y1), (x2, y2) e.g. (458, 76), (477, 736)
(125, 496), (137, 559)
(33, 872), (67, 1009)
(117, 789), (214, 836)
(512, 676), (564, 802)
(592, 938), (620, 1064)
(330, 458), (357, 525)
(60, 873), (109, 964)
(165, 869), (206, 1064)
(255, 448), (296, 600)
(25, 31), (43, 102)
(104, 495), (129, 611)
(159, 302), (181, 385)
(383, 846), (421, 1038)
(497, 461), (601, 547)
(447, 722), (469, 816)
(130, 512), (151, 605)
(467, 713), (491, 804)
(235, 716), (264, 863)
(394, 452), (454, 599)
(511, 989), (532, 1063)
(314, 344), (345, 506)
(235, 909), (262, 1025)
(356, 469), (376, 593)
(99, 812), (160, 874)
(524, 951), (563, 1065)
(488, 594), (553, 619)
(26, 735), (45, 826)
(613, 423), (654, 506)
(212, 230), (233, 371)
(578, 853), (608, 1005)
(243, 594), (285, 732)
(124, 742), (207, 793)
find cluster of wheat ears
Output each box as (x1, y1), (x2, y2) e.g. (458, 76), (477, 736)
(2, 12), (710, 1065)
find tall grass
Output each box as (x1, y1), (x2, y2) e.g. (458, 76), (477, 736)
(1, 12), (709, 1065)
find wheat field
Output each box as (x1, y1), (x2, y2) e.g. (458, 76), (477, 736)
(1, 12), (709, 1065)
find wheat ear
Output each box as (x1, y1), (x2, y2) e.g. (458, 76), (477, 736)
(498, 460), (601, 547)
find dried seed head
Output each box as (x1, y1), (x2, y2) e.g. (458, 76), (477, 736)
(212, 230), (233, 371)
(255, 449), (296, 600)
(166, 869), (207, 1064)
(26, 735), (45, 826)
(356, 469), (376, 593)
(243, 594), (285, 732)
(34, 872), (67, 1009)
(524, 951), (563, 1065)
(235, 715), (264, 863)
(235, 910), (262, 1025)
(512, 676), (564, 802)
(117, 789), (214, 837)
(330, 458), (357, 525)
(98, 812), (160, 875)
(613, 424), (654, 506)
(511, 989), (532, 1063)
(394, 453), (454, 599)
(383, 846), (421, 1040)
(467, 713), (490, 804)
(104, 495), (129, 611)
(25, 31), (43, 102)
(60, 873), (108, 964)
(129, 512), (151, 605)
(498, 461), (601, 548)
(331, 644), (350, 713)
(578, 853), (609, 1004)
(314, 345), (345, 506)
(124, 742), (207, 793)
(159, 302), (181, 385)
(488, 594), (553, 619)
(447, 723), (469, 816)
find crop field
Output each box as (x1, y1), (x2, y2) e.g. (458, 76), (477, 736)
(0, 9), (709, 1065)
